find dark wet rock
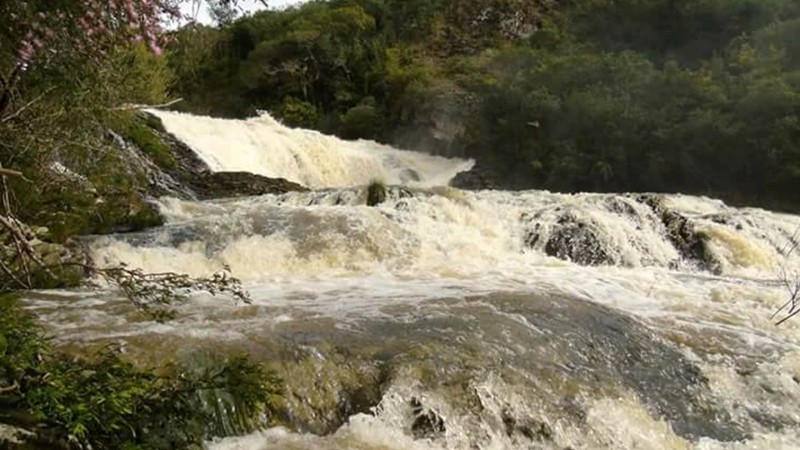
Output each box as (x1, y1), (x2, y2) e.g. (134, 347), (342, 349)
(604, 197), (638, 217)
(544, 219), (613, 266)
(521, 209), (616, 266)
(746, 407), (798, 432)
(502, 410), (553, 442)
(410, 398), (446, 440)
(636, 194), (720, 273)
(523, 222), (543, 248)
(188, 172), (307, 200)
(399, 168), (421, 184)
(367, 182), (388, 206)
(449, 164), (497, 190)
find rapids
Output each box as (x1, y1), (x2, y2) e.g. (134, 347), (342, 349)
(21, 111), (800, 449)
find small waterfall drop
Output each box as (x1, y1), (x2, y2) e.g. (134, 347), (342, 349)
(147, 110), (474, 189)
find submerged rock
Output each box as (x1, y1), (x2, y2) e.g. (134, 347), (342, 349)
(410, 397), (447, 440)
(266, 349), (384, 435)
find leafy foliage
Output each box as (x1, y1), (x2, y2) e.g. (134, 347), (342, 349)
(0, 296), (279, 449)
(96, 265), (251, 322)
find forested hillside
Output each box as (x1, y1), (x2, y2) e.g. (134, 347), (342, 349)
(169, 0), (800, 210)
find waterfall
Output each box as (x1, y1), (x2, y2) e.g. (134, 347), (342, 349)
(147, 110), (474, 189)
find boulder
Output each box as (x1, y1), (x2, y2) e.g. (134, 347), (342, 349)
(636, 194), (719, 272)
(366, 182), (388, 206)
(543, 219), (613, 266)
(449, 164), (498, 190)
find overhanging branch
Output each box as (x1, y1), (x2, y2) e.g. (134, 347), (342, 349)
(111, 98), (183, 111)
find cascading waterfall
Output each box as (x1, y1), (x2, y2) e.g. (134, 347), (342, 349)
(147, 110), (475, 189)
(23, 112), (800, 450)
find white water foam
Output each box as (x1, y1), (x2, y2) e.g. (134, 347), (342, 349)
(147, 110), (474, 189)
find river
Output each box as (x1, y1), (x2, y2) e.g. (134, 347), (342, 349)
(22, 111), (800, 449)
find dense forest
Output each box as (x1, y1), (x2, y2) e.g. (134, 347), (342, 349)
(169, 0), (800, 210)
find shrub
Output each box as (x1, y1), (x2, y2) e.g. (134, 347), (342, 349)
(0, 296), (281, 449)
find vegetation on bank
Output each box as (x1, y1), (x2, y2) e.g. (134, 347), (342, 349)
(168, 0), (800, 211)
(0, 295), (279, 449)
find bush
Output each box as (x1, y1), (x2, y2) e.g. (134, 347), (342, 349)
(0, 296), (281, 449)
(276, 97), (319, 128)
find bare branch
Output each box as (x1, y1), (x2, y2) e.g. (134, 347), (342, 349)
(774, 227), (800, 325)
(0, 381), (20, 394)
(0, 88), (54, 124)
(0, 168), (31, 182)
(776, 307), (800, 326)
(69, 262), (251, 322)
(0, 257), (29, 289)
(111, 98), (184, 111)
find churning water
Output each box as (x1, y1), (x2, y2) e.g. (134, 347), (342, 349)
(23, 111), (800, 449)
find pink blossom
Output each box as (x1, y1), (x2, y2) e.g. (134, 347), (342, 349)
(149, 41), (163, 56)
(11, 0), (176, 66)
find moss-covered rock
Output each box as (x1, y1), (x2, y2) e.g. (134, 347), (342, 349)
(267, 349), (383, 435)
(110, 112), (177, 170)
(366, 181), (387, 206)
